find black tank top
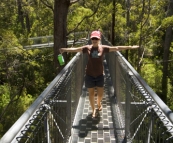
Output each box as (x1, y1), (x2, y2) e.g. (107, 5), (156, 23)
(83, 45), (109, 77)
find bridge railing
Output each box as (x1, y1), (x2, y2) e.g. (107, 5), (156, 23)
(24, 32), (89, 49)
(0, 52), (87, 143)
(103, 37), (173, 142)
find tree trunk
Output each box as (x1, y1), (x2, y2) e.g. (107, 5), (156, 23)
(25, 14), (30, 33)
(111, 0), (115, 45)
(137, 0), (146, 73)
(17, 0), (25, 29)
(53, 0), (70, 73)
(161, 1), (173, 103)
(125, 0), (130, 61)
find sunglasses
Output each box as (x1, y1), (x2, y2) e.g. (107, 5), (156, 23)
(91, 38), (99, 40)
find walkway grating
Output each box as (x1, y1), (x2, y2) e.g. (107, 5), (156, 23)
(69, 60), (123, 143)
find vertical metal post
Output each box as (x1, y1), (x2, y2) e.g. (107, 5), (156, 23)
(44, 111), (50, 143)
(146, 108), (152, 143)
(66, 70), (72, 142)
(125, 71), (132, 142)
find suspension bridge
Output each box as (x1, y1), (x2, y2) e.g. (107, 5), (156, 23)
(0, 34), (173, 143)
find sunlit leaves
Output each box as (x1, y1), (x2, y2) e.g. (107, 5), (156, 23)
(68, 5), (93, 30)
(0, 85), (10, 108)
(162, 16), (173, 28)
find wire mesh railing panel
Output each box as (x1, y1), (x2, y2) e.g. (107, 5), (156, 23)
(102, 36), (173, 142)
(129, 75), (173, 142)
(0, 53), (87, 143)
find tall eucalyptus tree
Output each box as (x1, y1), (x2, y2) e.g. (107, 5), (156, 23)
(53, 0), (71, 72)
(53, 0), (102, 72)
(161, 0), (173, 103)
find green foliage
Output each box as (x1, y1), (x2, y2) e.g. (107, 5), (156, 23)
(141, 59), (162, 93)
(0, 84), (34, 137)
(29, 3), (53, 37)
(168, 84), (173, 110)
(68, 5), (93, 31)
(114, 3), (126, 44)
(0, 85), (10, 135)
(68, 0), (114, 34)
(0, 0), (17, 30)
(162, 16), (173, 28)
(0, 25), (54, 137)
(0, 85), (10, 108)
(0, 0), (173, 137)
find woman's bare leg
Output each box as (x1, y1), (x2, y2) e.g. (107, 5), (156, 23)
(88, 88), (96, 116)
(97, 87), (104, 110)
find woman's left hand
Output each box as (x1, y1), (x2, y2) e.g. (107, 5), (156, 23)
(132, 45), (139, 49)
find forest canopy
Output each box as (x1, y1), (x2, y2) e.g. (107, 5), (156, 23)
(0, 0), (173, 137)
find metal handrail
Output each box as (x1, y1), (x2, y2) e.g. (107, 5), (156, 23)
(103, 36), (173, 142)
(119, 52), (173, 124)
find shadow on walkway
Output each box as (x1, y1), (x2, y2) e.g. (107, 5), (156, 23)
(72, 110), (101, 138)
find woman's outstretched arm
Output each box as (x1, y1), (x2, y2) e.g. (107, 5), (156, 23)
(102, 45), (139, 52)
(59, 45), (89, 53)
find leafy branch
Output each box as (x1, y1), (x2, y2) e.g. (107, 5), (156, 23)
(67, 0), (101, 35)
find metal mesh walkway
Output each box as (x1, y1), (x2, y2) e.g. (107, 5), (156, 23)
(70, 60), (119, 143)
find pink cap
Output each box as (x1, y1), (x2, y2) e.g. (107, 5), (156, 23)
(90, 31), (101, 39)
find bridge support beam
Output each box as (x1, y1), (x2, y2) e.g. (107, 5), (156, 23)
(66, 78), (72, 141)
(44, 112), (51, 143)
(125, 71), (132, 142)
(146, 110), (153, 143)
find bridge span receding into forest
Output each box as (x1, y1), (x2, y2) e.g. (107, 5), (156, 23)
(0, 35), (173, 143)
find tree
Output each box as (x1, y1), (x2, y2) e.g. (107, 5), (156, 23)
(161, 0), (173, 103)
(53, 0), (77, 73)
(40, 0), (73, 73)
(53, 0), (102, 73)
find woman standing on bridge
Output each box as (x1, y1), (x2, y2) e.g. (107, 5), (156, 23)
(60, 30), (139, 118)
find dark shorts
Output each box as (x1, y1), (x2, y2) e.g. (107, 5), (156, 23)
(85, 74), (104, 88)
